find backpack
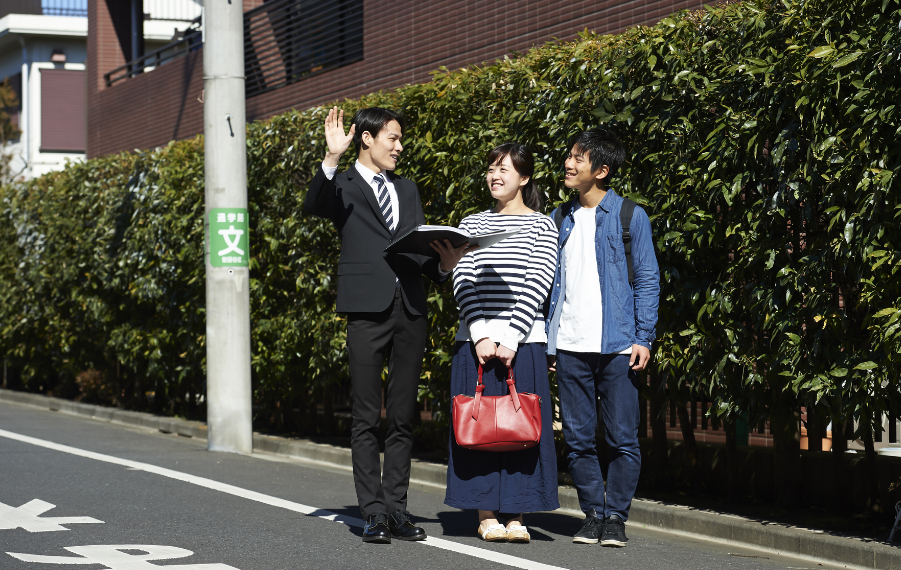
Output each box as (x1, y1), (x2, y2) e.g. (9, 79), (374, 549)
(553, 198), (638, 284)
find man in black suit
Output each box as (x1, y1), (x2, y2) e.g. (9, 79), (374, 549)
(305, 107), (469, 544)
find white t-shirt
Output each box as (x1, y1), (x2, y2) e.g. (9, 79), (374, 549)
(556, 206), (631, 355)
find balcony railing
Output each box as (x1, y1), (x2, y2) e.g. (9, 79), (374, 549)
(103, 0), (365, 99)
(145, 0), (202, 22)
(104, 21), (202, 87)
(41, 0), (88, 17)
(37, 1), (201, 20)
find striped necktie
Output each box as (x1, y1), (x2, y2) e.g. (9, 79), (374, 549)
(373, 174), (395, 233)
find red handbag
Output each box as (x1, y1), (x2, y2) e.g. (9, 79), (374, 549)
(452, 364), (542, 452)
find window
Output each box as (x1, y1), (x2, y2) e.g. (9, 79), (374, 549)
(244, 0), (364, 98)
(40, 69), (86, 153)
(1, 73), (22, 140)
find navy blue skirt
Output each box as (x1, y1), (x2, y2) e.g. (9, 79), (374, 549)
(445, 342), (559, 513)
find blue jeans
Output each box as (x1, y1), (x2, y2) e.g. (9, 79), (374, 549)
(556, 351), (641, 520)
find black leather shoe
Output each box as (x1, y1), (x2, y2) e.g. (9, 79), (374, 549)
(362, 513), (392, 544)
(388, 510), (427, 541)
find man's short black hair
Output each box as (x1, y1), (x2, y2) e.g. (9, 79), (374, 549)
(568, 129), (627, 184)
(350, 107), (404, 153)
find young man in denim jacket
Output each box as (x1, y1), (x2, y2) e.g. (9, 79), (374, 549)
(546, 129), (660, 547)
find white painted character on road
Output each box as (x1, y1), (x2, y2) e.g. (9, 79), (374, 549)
(7, 545), (240, 570)
(0, 499), (103, 532)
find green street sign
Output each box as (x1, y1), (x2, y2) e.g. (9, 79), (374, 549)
(209, 208), (249, 267)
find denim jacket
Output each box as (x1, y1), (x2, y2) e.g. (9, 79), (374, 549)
(545, 190), (660, 355)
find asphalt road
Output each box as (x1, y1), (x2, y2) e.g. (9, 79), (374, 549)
(0, 400), (842, 570)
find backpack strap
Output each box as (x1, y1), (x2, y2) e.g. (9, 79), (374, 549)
(555, 198), (637, 283)
(553, 198), (578, 230)
(553, 204), (565, 230)
(620, 198), (637, 284)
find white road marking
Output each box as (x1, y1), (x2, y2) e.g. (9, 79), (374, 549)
(0, 429), (567, 570)
(8, 544), (238, 569)
(0, 499), (103, 532)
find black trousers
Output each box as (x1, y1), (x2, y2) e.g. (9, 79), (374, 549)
(346, 288), (427, 518)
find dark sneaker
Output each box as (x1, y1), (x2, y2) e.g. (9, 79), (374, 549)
(601, 514), (628, 547)
(573, 508), (602, 544)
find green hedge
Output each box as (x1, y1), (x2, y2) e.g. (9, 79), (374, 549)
(1, 0), (899, 483)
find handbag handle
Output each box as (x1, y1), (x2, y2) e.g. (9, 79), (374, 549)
(472, 364), (522, 421)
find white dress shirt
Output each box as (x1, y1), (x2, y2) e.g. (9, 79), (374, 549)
(322, 160), (398, 230)
(321, 160), (449, 277)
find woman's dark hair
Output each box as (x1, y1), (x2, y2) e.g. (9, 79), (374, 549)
(350, 107), (404, 153)
(486, 143), (541, 211)
(568, 129), (627, 185)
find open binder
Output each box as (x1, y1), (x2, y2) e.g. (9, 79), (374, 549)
(384, 225), (520, 257)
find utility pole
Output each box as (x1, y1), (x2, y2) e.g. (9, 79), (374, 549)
(203, 0), (252, 454)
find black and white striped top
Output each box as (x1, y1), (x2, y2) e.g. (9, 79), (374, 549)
(453, 210), (559, 350)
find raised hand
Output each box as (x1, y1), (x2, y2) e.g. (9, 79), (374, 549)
(323, 106), (356, 167)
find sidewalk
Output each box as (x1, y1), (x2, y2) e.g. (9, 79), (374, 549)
(1, 388), (898, 570)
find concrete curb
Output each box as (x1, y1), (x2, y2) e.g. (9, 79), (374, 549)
(2, 388), (899, 569)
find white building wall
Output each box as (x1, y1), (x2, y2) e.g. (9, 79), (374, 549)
(1, 14), (88, 182)
(2, 6), (201, 181)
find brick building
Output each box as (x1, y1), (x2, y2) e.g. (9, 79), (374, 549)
(87, 0), (708, 158)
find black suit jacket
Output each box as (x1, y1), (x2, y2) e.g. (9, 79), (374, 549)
(304, 164), (445, 315)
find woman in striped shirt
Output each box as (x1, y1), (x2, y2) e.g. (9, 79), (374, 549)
(444, 143), (560, 543)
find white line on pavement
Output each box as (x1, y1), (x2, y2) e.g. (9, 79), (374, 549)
(0, 428), (567, 570)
